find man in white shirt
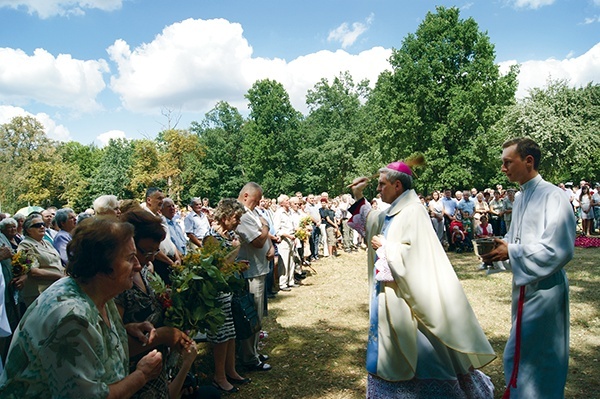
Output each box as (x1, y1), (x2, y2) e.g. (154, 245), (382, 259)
(140, 187), (182, 276)
(274, 195), (296, 291)
(236, 182), (274, 371)
(184, 197), (211, 248)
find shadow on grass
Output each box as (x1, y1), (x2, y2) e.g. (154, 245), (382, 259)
(194, 314), (369, 399)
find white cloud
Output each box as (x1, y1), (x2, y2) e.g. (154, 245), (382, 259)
(96, 130), (126, 147)
(251, 47), (392, 113)
(583, 15), (600, 24)
(499, 42), (600, 98)
(0, 0), (123, 18)
(108, 18), (392, 115)
(328, 13), (375, 49)
(0, 105), (72, 141)
(0, 47), (109, 111)
(510, 0), (555, 9)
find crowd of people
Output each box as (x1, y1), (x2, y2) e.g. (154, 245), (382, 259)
(0, 136), (591, 398)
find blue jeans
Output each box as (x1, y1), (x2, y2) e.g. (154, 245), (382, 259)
(309, 223), (320, 258)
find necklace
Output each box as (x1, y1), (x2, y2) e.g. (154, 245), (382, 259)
(514, 177), (542, 244)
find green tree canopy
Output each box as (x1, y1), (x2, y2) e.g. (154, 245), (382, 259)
(369, 6), (518, 193)
(241, 79), (303, 196)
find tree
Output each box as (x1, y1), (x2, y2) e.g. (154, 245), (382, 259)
(242, 79), (303, 196)
(491, 80), (600, 184)
(89, 138), (135, 201)
(56, 141), (102, 210)
(157, 128), (205, 204)
(0, 116), (58, 211)
(300, 71), (372, 194)
(369, 6), (518, 192)
(190, 101), (246, 202)
(128, 139), (164, 199)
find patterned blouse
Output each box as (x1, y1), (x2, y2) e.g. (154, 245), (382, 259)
(0, 277), (128, 398)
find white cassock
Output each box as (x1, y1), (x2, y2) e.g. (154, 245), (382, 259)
(501, 174), (575, 398)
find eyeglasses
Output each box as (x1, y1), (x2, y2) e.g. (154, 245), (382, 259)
(138, 248), (160, 259)
(30, 223), (45, 229)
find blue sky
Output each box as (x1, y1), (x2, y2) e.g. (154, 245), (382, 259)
(0, 0), (598, 145)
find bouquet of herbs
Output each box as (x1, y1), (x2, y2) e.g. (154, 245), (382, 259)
(148, 236), (248, 335)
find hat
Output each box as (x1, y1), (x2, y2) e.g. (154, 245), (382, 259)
(385, 161), (412, 176)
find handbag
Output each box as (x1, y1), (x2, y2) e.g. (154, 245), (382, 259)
(231, 289), (261, 340)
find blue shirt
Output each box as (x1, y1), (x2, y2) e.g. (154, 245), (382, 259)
(457, 198), (475, 217)
(441, 197), (458, 217)
(165, 217), (187, 255)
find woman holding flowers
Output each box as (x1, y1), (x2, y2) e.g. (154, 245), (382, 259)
(116, 209), (203, 399)
(205, 198), (250, 394)
(17, 212), (64, 306)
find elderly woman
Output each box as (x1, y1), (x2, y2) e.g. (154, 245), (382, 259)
(94, 194), (122, 218)
(11, 214), (25, 243)
(17, 212), (65, 306)
(0, 218), (21, 251)
(53, 208), (77, 266)
(205, 198), (250, 393)
(116, 208), (203, 399)
(0, 217), (163, 397)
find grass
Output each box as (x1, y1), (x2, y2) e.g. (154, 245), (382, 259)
(192, 246), (600, 399)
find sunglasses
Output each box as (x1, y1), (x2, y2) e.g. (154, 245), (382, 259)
(30, 222), (45, 229)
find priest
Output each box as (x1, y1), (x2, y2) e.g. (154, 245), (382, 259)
(348, 158), (496, 398)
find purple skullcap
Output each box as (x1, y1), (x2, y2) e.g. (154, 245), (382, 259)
(386, 161), (412, 176)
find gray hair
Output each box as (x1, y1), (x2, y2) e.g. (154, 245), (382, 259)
(77, 212), (93, 224)
(378, 167), (413, 190)
(0, 217), (17, 230)
(190, 197), (202, 206)
(277, 194), (289, 204)
(93, 195), (119, 215)
(13, 213), (25, 222)
(55, 208), (74, 229)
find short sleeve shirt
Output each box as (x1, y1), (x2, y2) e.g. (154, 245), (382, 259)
(236, 209), (270, 278)
(0, 277), (128, 398)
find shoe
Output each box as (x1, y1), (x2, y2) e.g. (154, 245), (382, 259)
(294, 273), (306, 280)
(248, 361), (271, 371)
(477, 263), (488, 271)
(212, 379), (239, 393)
(227, 375), (251, 385)
(280, 287), (291, 291)
(288, 283), (298, 288)
(258, 354), (269, 362)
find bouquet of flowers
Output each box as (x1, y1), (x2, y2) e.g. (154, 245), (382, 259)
(148, 236), (248, 336)
(12, 250), (36, 277)
(295, 215), (313, 241)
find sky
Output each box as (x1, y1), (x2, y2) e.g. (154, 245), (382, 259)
(0, 0), (598, 146)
